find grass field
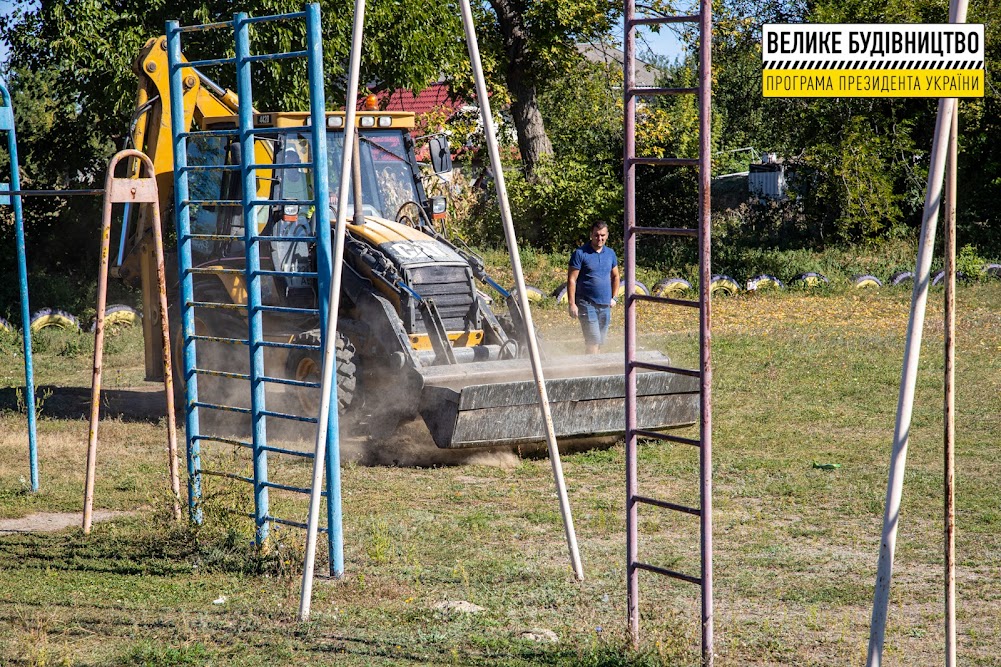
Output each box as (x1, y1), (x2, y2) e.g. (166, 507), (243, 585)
(0, 283), (998, 666)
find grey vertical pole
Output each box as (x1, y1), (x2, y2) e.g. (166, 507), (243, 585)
(300, 0), (365, 621)
(865, 3), (967, 664)
(456, 0), (583, 581)
(623, 0), (640, 647)
(697, 0), (715, 662)
(943, 107), (958, 667)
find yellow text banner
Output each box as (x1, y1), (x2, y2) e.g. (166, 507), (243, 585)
(762, 69), (984, 98)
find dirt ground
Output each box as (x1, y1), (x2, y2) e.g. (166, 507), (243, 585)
(0, 509), (133, 533)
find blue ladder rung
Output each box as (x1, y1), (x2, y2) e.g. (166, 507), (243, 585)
(262, 480), (315, 495)
(180, 56), (235, 69)
(193, 401), (252, 415)
(260, 409), (318, 424)
(185, 233), (242, 241)
(195, 368), (250, 381)
(257, 304), (320, 315)
(239, 126), (296, 137)
(191, 434), (252, 448)
(188, 267), (244, 275)
(262, 444), (315, 459)
(188, 300), (246, 310)
(244, 51), (308, 63)
(169, 20), (231, 34)
(179, 129), (239, 139)
(191, 438), (316, 461)
(252, 235), (318, 243)
(260, 340), (321, 351)
(255, 269), (318, 278)
(249, 198), (315, 207)
(179, 164), (240, 173)
(190, 333), (248, 345)
(239, 11), (307, 26)
(265, 515), (329, 533)
(260, 375), (320, 389)
(181, 200), (242, 208)
(248, 162), (315, 171)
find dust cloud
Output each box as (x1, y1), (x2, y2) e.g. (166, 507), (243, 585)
(188, 330), (625, 469)
(340, 419), (520, 468)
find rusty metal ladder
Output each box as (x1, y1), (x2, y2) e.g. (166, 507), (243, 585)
(623, 1), (714, 663)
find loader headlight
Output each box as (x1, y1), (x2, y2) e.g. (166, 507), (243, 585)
(327, 116), (344, 128)
(360, 116), (376, 128)
(377, 116), (392, 127)
(431, 197), (447, 215)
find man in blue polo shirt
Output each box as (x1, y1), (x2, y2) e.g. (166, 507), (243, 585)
(567, 221), (620, 354)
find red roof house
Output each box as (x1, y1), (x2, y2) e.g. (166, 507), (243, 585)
(362, 82), (465, 115)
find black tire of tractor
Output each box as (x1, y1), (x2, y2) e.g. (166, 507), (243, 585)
(285, 329), (357, 415)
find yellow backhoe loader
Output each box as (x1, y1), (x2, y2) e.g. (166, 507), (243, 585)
(113, 36), (698, 448)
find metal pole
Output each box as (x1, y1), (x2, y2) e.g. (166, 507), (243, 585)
(944, 106), (958, 667)
(457, 0), (583, 581)
(697, 0), (715, 662)
(0, 85), (39, 492)
(83, 163), (116, 535)
(623, 0), (640, 646)
(866, 4), (967, 664)
(234, 12), (271, 546)
(166, 22), (203, 521)
(84, 150), (181, 533)
(300, 0), (362, 620)
(146, 153), (183, 523)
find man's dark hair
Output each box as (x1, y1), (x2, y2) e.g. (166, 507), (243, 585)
(590, 220), (609, 232)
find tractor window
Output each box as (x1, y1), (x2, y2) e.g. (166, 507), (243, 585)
(358, 131), (422, 219)
(280, 130), (421, 221)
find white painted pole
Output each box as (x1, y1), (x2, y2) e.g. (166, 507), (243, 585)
(943, 106), (958, 667)
(298, 0), (366, 621)
(865, 2), (967, 663)
(456, 0), (584, 581)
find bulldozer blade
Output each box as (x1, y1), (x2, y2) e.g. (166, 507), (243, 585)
(418, 352), (699, 449)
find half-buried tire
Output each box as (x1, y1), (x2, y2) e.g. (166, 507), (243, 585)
(30, 308), (79, 332)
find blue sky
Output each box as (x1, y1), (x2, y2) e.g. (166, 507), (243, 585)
(630, 25), (688, 62)
(0, 0), (21, 77)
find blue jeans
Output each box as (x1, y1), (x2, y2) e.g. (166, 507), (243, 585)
(577, 300), (611, 347)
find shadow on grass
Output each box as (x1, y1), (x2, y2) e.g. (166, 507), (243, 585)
(0, 385), (168, 423)
(0, 515), (300, 579)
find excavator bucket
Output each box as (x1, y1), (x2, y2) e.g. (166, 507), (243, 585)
(417, 351), (699, 449)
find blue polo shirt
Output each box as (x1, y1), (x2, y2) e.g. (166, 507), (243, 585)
(569, 244), (617, 306)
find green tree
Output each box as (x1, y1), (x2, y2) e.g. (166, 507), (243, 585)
(0, 0), (467, 316)
(700, 0), (980, 246)
(473, 0), (619, 179)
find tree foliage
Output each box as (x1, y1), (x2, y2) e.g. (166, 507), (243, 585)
(473, 0), (619, 178)
(0, 0), (468, 317)
(703, 0), (1000, 250)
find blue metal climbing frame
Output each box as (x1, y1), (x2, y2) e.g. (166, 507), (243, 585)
(167, 3), (341, 572)
(0, 84), (39, 492)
